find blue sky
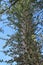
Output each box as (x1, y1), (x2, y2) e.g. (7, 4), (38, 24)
(33, 9), (43, 54)
(0, 13), (16, 65)
(0, 0), (17, 64)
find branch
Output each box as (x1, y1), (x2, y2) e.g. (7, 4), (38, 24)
(8, 0), (19, 9)
(0, 37), (8, 40)
(0, 0), (19, 14)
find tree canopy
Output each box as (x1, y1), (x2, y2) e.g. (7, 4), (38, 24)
(0, 0), (43, 65)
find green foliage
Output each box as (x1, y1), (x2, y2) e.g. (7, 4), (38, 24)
(0, 0), (43, 65)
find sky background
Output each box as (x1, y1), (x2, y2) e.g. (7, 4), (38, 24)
(0, 13), (17, 65)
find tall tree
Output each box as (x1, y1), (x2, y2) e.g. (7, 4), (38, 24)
(0, 0), (42, 65)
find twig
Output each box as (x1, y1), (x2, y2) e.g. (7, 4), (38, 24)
(1, 0), (19, 14)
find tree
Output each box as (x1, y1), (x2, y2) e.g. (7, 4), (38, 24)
(0, 0), (42, 65)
